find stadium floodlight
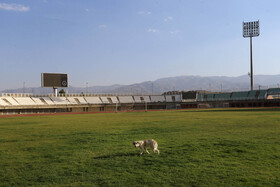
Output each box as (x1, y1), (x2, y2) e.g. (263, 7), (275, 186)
(243, 21), (259, 38)
(243, 20), (260, 90)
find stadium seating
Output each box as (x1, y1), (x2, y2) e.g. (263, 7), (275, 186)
(73, 97), (88, 104)
(67, 97), (87, 104)
(40, 97), (55, 105)
(31, 97), (48, 105)
(247, 91), (257, 99)
(109, 97), (119, 104)
(1, 87), (279, 112)
(84, 97), (103, 104)
(206, 94), (215, 101)
(267, 88), (280, 95)
(165, 95), (173, 102)
(1, 97), (19, 105)
(118, 96), (134, 103)
(100, 97), (110, 104)
(150, 95), (165, 102)
(197, 93), (205, 102)
(67, 97), (78, 104)
(175, 95), (181, 102)
(231, 91), (249, 100)
(0, 98), (11, 106)
(100, 96), (119, 104)
(133, 96), (151, 103)
(214, 93), (231, 101)
(13, 97), (36, 106)
(133, 96), (143, 103)
(50, 97), (70, 105)
(165, 95), (181, 102)
(142, 96), (151, 103)
(257, 90), (267, 99)
(197, 90), (268, 102)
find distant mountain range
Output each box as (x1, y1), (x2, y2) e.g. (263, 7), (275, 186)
(2, 75), (280, 94)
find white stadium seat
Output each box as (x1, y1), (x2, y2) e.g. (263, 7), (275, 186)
(1, 97), (19, 105)
(66, 97), (78, 104)
(67, 97), (87, 104)
(100, 96), (119, 104)
(150, 95), (165, 102)
(50, 97), (70, 105)
(100, 97), (109, 104)
(0, 98), (11, 106)
(84, 97), (103, 104)
(31, 97), (48, 105)
(165, 95), (181, 102)
(133, 96), (151, 103)
(118, 96), (134, 103)
(13, 97), (36, 106)
(109, 97), (119, 103)
(73, 97), (87, 104)
(133, 96), (142, 103)
(40, 97), (55, 105)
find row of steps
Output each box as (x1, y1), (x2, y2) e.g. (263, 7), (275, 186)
(0, 95), (181, 106)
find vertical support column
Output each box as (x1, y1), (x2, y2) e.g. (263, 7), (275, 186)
(54, 87), (58, 97)
(145, 101), (147, 112)
(250, 36), (254, 91)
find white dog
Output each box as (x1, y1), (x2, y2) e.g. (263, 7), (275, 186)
(133, 139), (160, 155)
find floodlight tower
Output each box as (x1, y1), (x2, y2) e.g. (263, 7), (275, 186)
(243, 20), (260, 90)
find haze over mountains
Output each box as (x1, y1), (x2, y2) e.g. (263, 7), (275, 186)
(2, 75), (280, 95)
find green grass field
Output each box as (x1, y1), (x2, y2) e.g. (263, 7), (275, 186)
(0, 108), (280, 186)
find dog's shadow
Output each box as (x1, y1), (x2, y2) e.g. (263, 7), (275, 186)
(92, 152), (137, 159)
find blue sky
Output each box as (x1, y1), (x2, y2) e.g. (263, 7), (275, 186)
(0, 0), (280, 90)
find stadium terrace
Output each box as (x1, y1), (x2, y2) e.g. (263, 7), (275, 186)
(1, 88), (280, 115)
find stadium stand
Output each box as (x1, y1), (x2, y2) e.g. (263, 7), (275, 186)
(257, 90), (267, 100)
(197, 93), (204, 102)
(150, 95), (165, 102)
(267, 88), (280, 94)
(100, 96), (119, 104)
(0, 98), (10, 106)
(40, 97), (55, 105)
(100, 97), (110, 104)
(231, 91), (249, 100)
(118, 96), (134, 103)
(266, 88), (280, 100)
(194, 89), (270, 102)
(84, 97), (103, 104)
(31, 97), (48, 105)
(133, 96), (151, 103)
(69, 97), (88, 104)
(50, 97), (70, 105)
(133, 96), (143, 103)
(67, 97), (78, 104)
(1, 87), (280, 115)
(110, 97), (119, 103)
(13, 97), (37, 106)
(214, 93), (231, 101)
(165, 95), (181, 102)
(1, 97), (19, 105)
(247, 91), (257, 99)
(175, 95), (182, 102)
(142, 96), (151, 103)
(206, 94), (215, 101)
(165, 95), (173, 102)
(67, 97), (87, 105)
